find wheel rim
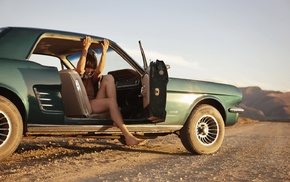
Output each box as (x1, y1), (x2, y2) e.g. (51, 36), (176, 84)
(195, 115), (219, 146)
(0, 111), (10, 147)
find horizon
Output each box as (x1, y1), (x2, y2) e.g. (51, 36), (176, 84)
(239, 86), (289, 93)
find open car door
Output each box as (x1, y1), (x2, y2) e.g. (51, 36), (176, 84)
(139, 41), (168, 122)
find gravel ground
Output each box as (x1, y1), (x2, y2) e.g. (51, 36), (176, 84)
(0, 119), (289, 182)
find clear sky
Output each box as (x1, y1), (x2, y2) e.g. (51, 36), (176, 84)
(1, 0), (289, 92)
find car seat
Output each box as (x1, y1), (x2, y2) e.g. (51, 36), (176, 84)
(59, 69), (109, 119)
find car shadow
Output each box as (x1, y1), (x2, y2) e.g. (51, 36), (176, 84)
(0, 136), (194, 171)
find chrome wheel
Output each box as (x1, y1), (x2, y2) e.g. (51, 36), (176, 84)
(180, 104), (225, 155)
(196, 115), (219, 146)
(0, 96), (23, 160)
(0, 111), (10, 147)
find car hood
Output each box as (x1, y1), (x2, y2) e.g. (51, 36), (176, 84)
(167, 77), (242, 97)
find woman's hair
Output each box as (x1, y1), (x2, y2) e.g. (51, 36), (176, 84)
(85, 51), (98, 69)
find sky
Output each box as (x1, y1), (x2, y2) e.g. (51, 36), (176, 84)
(0, 0), (289, 92)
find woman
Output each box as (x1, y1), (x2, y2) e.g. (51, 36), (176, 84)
(75, 36), (145, 146)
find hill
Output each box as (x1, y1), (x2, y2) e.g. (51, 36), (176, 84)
(239, 87), (290, 121)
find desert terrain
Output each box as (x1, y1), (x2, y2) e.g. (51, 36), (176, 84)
(0, 118), (289, 182)
(239, 87), (290, 121)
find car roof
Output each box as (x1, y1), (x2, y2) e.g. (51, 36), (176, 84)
(0, 27), (109, 60)
(0, 27), (144, 74)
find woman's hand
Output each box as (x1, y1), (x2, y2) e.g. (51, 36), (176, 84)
(83, 36), (92, 50)
(101, 39), (109, 53)
(97, 39), (109, 76)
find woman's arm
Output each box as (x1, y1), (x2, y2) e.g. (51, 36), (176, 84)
(95, 39), (109, 79)
(75, 36), (92, 76)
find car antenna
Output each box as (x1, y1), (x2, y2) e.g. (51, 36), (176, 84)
(139, 40), (148, 72)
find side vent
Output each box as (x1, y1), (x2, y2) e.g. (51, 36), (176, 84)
(33, 86), (63, 113)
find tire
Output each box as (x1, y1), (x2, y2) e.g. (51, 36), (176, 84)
(180, 104), (225, 155)
(0, 96), (23, 160)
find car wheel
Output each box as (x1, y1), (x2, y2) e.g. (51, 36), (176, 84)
(0, 96), (23, 160)
(180, 104), (225, 155)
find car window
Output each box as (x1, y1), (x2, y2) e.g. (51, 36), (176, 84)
(68, 48), (134, 74)
(29, 54), (62, 70)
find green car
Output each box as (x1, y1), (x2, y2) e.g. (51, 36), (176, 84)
(0, 27), (243, 160)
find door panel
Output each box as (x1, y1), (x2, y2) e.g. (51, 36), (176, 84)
(142, 60), (168, 122)
(141, 74), (150, 108)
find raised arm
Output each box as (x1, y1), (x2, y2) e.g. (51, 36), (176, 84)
(75, 36), (92, 76)
(95, 39), (109, 77)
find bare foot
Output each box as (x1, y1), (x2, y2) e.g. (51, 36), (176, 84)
(125, 137), (147, 146)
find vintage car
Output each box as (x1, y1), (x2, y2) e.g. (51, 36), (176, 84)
(0, 27), (243, 160)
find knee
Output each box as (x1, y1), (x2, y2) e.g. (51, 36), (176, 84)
(102, 74), (115, 84)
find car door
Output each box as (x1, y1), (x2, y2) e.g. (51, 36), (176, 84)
(141, 60), (168, 122)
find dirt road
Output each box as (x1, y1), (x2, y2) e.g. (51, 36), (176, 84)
(0, 120), (289, 181)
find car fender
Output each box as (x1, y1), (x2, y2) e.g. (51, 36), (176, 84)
(164, 92), (225, 126)
(187, 94), (226, 123)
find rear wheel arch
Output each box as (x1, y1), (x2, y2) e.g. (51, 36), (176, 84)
(0, 87), (26, 125)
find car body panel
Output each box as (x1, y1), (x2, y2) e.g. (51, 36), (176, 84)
(0, 58), (64, 124)
(164, 77), (242, 126)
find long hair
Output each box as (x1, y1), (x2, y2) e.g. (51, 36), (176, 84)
(85, 51), (98, 69)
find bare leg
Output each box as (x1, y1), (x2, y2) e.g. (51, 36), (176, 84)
(91, 75), (145, 145)
(96, 75), (117, 99)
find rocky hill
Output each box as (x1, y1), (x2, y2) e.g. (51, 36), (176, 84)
(239, 87), (290, 121)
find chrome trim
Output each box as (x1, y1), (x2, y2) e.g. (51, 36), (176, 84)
(38, 92), (49, 95)
(229, 107), (244, 114)
(40, 98), (51, 101)
(26, 124), (183, 135)
(41, 104), (53, 107)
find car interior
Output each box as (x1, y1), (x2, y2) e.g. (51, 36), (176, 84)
(32, 34), (147, 121)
